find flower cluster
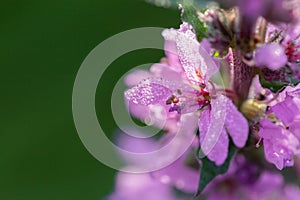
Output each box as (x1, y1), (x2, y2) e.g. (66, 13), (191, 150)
(106, 0), (300, 199)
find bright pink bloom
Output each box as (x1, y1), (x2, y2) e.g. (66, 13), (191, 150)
(125, 23), (249, 165)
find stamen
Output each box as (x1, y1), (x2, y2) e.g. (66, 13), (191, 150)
(256, 137), (262, 148)
(177, 89), (182, 95)
(195, 69), (202, 79)
(172, 97), (179, 104)
(166, 94), (177, 105)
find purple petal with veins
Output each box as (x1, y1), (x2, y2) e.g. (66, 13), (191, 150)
(199, 94), (228, 165)
(125, 78), (173, 105)
(206, 127), (229, 165)
(272, 95), (299, 126)
(258, 120), (285, 140)
(290, 120), (300, 140)
(263, 137), (295, 170)
(176, 22), (219, 85)
(259, 119), (300, 170)
(199, 108), (229, 165)
(225, 98), (249, 148)
(125, 77), (197, 110)
(287, 88), (300, 98)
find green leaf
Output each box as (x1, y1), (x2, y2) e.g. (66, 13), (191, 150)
(259, 67), (300, 93)
(180, 0), (207, 41)
(145, 0), (208, 41)
(145, 0), (209, 9)
(145, 0), (179, 8)
(197, 141), (237, 195)
(259, 79), (288, 93)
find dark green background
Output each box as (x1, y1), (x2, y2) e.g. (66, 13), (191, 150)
(0, 1), (180, 199)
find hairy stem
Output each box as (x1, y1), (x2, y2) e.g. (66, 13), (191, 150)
(232, 49), (255, 105)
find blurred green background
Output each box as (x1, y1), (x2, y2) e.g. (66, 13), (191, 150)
(0, 0), (180, 199)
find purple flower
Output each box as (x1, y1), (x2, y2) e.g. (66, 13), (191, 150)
(162, 28), (182, 71)
(261, 22), (300, 77)
(258, 86), (300, 170)
(203, 154), (300, 200)
(199, 94), (249, 165)
(125, 23), (249, 165)
(254, 43), (288, 70)
(106, 3), (300, 200)
(151, 150), (200, 193)
(113, 119), (200, 193)
(124, 63), (182, 132)
(246, 78), (300, 169)
(259, 119), (299, 169)
(107, 170), (179, 200)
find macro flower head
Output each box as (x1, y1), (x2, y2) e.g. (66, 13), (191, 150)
(125, 22), (249, 166)
(108, 0), (300, 198)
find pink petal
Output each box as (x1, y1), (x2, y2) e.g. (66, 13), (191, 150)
(263, 139), (285, 170)
(112, 171), (175, 200)
(225, 97), (249, 148)
(125, 77), (197, 115)
(127, 101), (151, 122)
(124, 70), (152, 87)
(162, 28), (182, 69)
(207, 127), (229, 165)
(287, 88), (300, 98)
(289, 119), (300, 139)
(150, 63), (182, 81)
(199, 94), (229, 165)
(199, 109), (228, 165)
(272, 96), (299, 126)
(259, 120), (286, 140)
(152, 152), (199, 193)
(259, 120), (300, 170)
(125, 78), (173, 105)
(176, 22), (219, 85)
(198, 109), (210, 142)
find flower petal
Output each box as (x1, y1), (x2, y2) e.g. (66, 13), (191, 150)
(259, 120), (300, 170)
(225, 97), (249, 148)
(272, 95), (299, 126)
(207, 127), (229, 166)
(199, 94), (228, 165)
(150, 63), (182, 81)
(124, 70), (152, 87)
(176, 22), (218, 85)
(125, 78), (173, 105)
(110, 171), (175, 200)
(263, 138), (295, 170)
(198, 109), (210, 142)
(258, 120), (285, 139)
(125, 77), (198, 115)
(152, 151), (199, 193)
(162, 28), (182, 69)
